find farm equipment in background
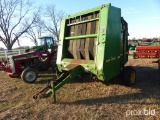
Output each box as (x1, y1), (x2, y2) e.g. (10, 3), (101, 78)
(0, 36), (57, 83)
(33, 4), (136, 103)
(128, 44), (137, 50)
(133, 46), (160, 59)
(152, 58), (160, 71)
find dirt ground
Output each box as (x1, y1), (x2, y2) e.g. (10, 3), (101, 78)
(0, 51), (160, 120)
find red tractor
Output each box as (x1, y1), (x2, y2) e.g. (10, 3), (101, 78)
(0, 36), (57, 83)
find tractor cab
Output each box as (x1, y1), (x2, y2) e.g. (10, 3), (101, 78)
(25, 36), (57, 52)
(38, 36), (56, 50)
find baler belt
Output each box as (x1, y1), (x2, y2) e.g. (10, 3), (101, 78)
(85, 39), (90, 60)
(68, 40), (73, 58)
(80, 16), (87, 59)
(88, 18), (96, 59)
(76, 40), (81, 59)
(80, 39), (85, 59)
(68, 19), (75, 58)
(88, 38), (94, 59)
(76, 18), (82, 59)
(73, 40), (77, 59)
(72, 18), (78, 59)
(85, 15), (92, 60)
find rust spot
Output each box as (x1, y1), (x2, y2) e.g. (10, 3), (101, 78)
(65, 64), (79, 70)
(70, 59), (88, 64)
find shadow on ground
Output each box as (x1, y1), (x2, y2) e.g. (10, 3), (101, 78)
(58, 66), (160, 105)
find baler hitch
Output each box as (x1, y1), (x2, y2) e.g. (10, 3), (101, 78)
(33, 65), (83, 103)
(33, 80), (52, 100)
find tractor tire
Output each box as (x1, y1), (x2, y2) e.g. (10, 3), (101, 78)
(21, 68), (38, 83)
(122, 66), (136, 86)
(133, 52), (137, 59)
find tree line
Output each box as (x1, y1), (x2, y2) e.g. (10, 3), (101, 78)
(0, 0), (66, 50)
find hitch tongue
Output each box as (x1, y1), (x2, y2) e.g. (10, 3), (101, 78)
(33, 65), (83, 103)
(33, 80), (52, 100)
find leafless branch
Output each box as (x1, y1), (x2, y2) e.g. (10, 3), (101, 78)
(0, 0), (39, 50)
(44, 4), (66, 41)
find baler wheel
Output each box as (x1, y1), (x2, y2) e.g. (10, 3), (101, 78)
(122, 66), (136, 86)
(21, 68), (38, 83)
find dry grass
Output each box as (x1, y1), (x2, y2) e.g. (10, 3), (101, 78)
(0, 51), (160, 120)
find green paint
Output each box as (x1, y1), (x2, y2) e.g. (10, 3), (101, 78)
(65, 34), (97, 40)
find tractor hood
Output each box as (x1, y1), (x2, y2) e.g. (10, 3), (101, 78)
(11, 51), (39, 60)
(25, 45), (45, 52)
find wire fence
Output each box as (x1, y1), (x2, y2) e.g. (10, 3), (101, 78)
(0, 49), (26, 59)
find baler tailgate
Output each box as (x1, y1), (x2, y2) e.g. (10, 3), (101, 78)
(33, 64), (83, 103)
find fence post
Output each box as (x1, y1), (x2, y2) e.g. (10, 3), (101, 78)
(5, 50), (7, 58)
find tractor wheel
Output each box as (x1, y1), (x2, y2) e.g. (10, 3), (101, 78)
(21, 68), (38, 83)
(122, 66), (136, 86)
(133, 52), (137, 59)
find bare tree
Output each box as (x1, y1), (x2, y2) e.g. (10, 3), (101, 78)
(25, 15), (45, 46)
(0, 0), (39, 50)
(44, 4), (66, 41)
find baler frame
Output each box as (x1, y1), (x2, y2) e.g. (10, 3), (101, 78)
(33, 4), (136, 103)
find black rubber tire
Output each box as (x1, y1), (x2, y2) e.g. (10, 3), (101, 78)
(133, 52), (137, 59)
(21, 68), (38, 83)
(122, 66), (136, 86)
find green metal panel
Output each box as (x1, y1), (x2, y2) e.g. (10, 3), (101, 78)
(103, 6), (121, 81)
(65, 34), (97, 40)
(94, 5), (109, 80)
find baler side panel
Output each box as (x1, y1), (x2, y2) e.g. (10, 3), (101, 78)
(103, 6), (121, 81)
(95, 6), (109, 80)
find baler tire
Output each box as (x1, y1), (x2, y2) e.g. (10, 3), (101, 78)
(122, 66), (136, 86)
(133, 52), (136, 59)
(21, 68), (38, 83)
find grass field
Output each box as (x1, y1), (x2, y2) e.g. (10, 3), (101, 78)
(0, 51), (160, 120)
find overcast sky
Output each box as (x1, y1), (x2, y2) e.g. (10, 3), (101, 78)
(0, 0), (160, 48)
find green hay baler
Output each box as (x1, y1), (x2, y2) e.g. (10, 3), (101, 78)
(33, 3), (136, 102)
